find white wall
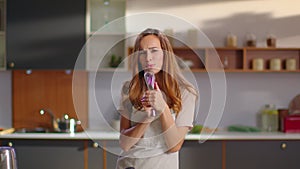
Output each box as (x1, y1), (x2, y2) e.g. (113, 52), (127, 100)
(126, 0), (300, 47)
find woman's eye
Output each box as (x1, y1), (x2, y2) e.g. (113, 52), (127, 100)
(139, 51), (147, 56)
(151, 49), (158, 53)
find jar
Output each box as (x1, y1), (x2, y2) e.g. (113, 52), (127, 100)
(286, 58), (296, 70)
(252, 58), (264, 70)
(226, 33), (237, 47)
(261, 104), (279, 132)
(270, 58), (281, 71)
(266, 34), (276, 47)
(246, 33), (256, 47)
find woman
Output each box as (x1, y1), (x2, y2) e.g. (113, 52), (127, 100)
(116, 28), (198, 169)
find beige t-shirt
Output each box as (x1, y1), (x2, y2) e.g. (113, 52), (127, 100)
(116, 84), (196, 169)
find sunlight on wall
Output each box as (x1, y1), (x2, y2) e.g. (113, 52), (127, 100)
(126, 0), (300, 47)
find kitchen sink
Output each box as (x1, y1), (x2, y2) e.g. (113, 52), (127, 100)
(14, 127), (60, 133)
(14, 127), (81, 134)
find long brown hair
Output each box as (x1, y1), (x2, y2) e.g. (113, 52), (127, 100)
(128, 28), (197, 115)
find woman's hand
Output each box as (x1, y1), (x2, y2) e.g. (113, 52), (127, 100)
(142, 82), (168, 114)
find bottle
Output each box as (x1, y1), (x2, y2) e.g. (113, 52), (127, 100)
(261, 104), (279, 132)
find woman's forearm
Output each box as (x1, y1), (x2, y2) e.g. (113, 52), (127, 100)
(119, 122), (150, 151)
(160, 108), (188, 152)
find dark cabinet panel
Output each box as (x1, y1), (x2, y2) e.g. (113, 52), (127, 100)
(7, 0), (86, 69)
(180, 141), (223, 169)
(1, 140), (85, 169)
(226, 140), (300, 169)
(88, 140), (120, 169)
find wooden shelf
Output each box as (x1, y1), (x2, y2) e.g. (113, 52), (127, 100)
(128, 47), (300, 73)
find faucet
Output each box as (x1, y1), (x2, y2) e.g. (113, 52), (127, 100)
(39, 109), (59, 132)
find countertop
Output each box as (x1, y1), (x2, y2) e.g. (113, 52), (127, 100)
(1, 130), (300, 141)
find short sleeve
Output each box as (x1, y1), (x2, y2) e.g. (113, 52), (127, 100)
(118, 81), (132, 117)
(175, 88), (196, 128)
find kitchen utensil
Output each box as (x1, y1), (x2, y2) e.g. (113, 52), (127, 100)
(0, 147), (18, 169)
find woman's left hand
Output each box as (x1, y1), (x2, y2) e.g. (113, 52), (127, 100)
(144, 82), (168, 113)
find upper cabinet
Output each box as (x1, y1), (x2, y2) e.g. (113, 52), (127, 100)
(0, 0), (5, 70)
(6, 0), (86, 69)
(86, 0), (126, 71)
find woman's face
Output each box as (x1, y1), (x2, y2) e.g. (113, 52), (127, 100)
(138, 35), (164, 74)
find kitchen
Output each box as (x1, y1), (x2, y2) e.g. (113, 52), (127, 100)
(1, 0), (300, 169)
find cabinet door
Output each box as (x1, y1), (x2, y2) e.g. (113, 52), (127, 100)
(226, 140), (300, 169)
(88, 140), (120, 169)
(1, 140), (85, 169)
(12, 70), (88, 130)
(6, 0), (85, 69)
(180, 141), (222, 169)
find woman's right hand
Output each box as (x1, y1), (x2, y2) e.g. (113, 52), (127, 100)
(141, 94), (155, 123)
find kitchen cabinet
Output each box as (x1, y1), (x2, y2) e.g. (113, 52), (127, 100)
(86, 0), (126, 71)
(88, 140), (120, 169)
(0, 140), (85, 169)
(0, 0), (5, 70)
(6, 0), (86, 69)
(179, 141), (223, 169)
(226, 140), (300, 169)
(128, 47), (300, 73)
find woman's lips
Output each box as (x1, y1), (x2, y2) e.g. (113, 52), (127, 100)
(146, 64), (155, 68)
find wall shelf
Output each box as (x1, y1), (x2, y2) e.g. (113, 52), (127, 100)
(128, 47), (300, 73)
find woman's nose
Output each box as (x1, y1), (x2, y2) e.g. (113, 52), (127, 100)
(145, 50), (152, 61)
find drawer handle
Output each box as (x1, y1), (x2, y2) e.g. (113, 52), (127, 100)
(8, 62), (15, 68)
(281, 142), (287, 150)
(92, 142), (99, 148)
(8, 142), (13, 147)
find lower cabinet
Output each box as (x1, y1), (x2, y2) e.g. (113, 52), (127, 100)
(88, 140), (120, 169)
(180, 141), (223, 169)
(1, 140), (85, 169)
(1, 139), (299, 169)
(226, 140), (300, 169)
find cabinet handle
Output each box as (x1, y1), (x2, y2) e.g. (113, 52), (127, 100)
(92, 142), (99, 148)
(7, 142), (13, 147)
(8, 62), (15, 68)
(280, 142), (287, 150)
(26, 69), (32, 75)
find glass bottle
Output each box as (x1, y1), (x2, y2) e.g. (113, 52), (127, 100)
(261, 104), (279, 132)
